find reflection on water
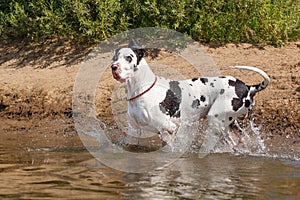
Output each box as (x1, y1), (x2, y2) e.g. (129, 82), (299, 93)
(1, 131), (300, 199)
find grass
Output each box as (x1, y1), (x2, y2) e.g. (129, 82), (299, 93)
(0, 0), (299, 45)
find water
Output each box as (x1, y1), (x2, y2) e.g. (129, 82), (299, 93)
(1, 131), (300, 199)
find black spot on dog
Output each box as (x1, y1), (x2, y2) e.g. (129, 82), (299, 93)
(230, 79), (250, 111)
(219, 76), (226, 78)
(231, 98), (244, 111)
(229, 117), (233, 121)
(228, 79), (236, 86)
(245, 99), (251, 108)
(210, 83), (215, 87)
(214, 114), (219, 118)
(132, 49), (145, 65)
(235, 80), (249, 99)
(200, 78), (208, 85)
(189, 84), (193, 86)
(220, 89), (225, 95)
(255, 84), (261, 90)
(159, 81), (182, 118)
(200, 95), (206, 102)
(192, 99), (200, 108)
(192, 78), (198, 82)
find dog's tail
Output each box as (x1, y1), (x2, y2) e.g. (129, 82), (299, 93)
(231, 66), (270, 94)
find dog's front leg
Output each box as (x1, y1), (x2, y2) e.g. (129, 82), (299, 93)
(124, 115), (142, 146)
(157, 117), (180, 148)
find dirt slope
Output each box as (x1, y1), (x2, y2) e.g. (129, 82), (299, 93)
(0, 41), (299, 150)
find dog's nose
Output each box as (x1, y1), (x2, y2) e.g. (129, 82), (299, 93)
(111, 63), (119, 71)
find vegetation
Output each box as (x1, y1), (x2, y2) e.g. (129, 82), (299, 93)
(0, 0), (299, 45)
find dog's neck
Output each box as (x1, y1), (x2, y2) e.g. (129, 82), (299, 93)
(126, 58), (156, 100)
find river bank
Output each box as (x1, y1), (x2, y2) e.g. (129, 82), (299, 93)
(0, 41), (299, 151)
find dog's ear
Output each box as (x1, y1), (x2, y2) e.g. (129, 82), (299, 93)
(133, 48), (145, 58)
(128, 39), (142, 49)
(112, 48), (120, 61)
(129, 39), (145, 65)
(133, 49), (145, 65)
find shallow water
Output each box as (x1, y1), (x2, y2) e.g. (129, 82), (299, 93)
(1, 132), (300, 199)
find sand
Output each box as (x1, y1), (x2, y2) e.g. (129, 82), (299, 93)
(0, 40), (299, 151)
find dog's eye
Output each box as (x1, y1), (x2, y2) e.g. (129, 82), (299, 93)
(125, 56), (132, 63)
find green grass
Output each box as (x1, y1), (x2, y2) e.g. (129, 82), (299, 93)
(0, 0), (299, 45)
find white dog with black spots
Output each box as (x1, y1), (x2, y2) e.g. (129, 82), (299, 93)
(111, 40), (270, 151)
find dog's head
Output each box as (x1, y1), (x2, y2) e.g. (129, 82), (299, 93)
(111, 40), (145, 82)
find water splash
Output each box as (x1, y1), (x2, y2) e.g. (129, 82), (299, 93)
(193, 118), (300, 161)
(80, 110), (300, 163)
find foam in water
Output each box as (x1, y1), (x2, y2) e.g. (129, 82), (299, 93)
(80, 111), (300, 162)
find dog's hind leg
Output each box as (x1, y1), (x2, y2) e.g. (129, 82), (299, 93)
(200, 99), (237, 153)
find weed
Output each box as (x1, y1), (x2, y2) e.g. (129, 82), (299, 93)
(0, 0), (299, 45)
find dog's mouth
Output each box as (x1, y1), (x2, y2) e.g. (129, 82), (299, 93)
(111, 65), (126, 83)
(112, 71), (123, 82)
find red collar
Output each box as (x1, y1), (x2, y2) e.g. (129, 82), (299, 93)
(127, 77), (158, 101)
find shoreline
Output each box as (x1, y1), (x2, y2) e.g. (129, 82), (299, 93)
(0, 41), (299, 151)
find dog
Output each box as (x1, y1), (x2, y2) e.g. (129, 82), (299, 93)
(111, 40), (270, 151)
